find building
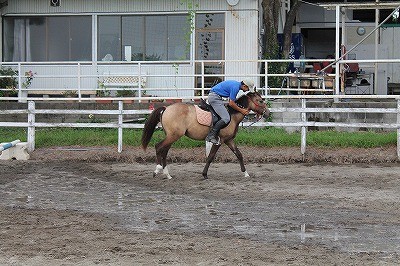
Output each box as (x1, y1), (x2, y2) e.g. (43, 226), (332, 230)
(0, 0), (399, 97)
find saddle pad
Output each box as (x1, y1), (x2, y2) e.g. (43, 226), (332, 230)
(194, 105), (212, 127)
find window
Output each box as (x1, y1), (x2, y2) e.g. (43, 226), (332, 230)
(98, 14), (190, 61)
(3, 16), (92, 62)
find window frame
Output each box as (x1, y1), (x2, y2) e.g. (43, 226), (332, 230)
(97, 14), (191, 62)
(2, 15), (92, 62)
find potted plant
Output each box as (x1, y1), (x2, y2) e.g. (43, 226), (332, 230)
(96, 81), (112, 103)
(0, 67), (18, 98)
(116, 88), (136, 103)
(62, 90), (78, 103)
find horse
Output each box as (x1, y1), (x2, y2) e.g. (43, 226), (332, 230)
(141, 91), (270, 179)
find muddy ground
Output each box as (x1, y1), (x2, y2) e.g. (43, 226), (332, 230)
(0, 145), (400, 265)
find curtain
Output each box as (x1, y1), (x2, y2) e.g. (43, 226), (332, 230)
(12, 18), (31, 62)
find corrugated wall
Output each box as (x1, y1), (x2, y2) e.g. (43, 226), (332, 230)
(4, 0), (258, 14)
(225, 9), (259, 86)
(380, 27), (400, 84)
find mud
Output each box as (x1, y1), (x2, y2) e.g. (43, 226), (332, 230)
(0, 146), (399, 265)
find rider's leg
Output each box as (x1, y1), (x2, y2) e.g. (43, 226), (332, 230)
(206, 119), (227, 144)
(206, 93), (230, 144)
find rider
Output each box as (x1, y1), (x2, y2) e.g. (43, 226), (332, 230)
(206, 79), (255, 145)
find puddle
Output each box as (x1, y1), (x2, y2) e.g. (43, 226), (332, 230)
(1, 174), (399, 254)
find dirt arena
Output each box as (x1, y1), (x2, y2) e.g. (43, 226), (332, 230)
(1, 145), (400, 265)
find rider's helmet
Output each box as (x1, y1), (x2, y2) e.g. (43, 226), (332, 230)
(242, 79), (255, 92)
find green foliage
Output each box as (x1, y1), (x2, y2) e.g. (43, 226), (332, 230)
(116, 89), (136, 97)
(262, 45), (288, 92)
(0, 67), (18, 97)
(96, 80), (110, 97)
(131, 53), (162, 61)
(180, 0), (197, 59)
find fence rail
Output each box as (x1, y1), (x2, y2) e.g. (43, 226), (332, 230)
(1, 96), (399, 160)
(1, 58), (400, 102)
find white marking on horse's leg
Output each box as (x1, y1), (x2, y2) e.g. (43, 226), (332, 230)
(154, 164), (163, 175)
(163, 166), (173, 179)
(244, 171), (250, 178)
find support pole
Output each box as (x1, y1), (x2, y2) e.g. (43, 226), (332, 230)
(334, 5), (340, 101)
(118, 101), (123, 153)
(374, 0), (380, 95)
(300, 98), (307, 158)
(27, 101), (35, 153)
(397, 99), (400, 160)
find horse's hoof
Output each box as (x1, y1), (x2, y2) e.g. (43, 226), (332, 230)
(202, 175), (208, 180)
(244, 171), (250, 178)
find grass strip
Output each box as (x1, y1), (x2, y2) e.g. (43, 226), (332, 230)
(0, 127), (396, 149)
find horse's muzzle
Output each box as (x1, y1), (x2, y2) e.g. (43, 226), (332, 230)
(262, 109), (270, 120)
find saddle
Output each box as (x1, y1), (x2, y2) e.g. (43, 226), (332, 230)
(194, 99), (220, 127)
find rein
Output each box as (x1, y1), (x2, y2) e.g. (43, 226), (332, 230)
(241, 114), (264, 129)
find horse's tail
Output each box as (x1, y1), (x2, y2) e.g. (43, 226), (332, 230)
(141, 106), (166, 150)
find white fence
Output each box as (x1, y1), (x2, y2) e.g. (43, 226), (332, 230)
(1, 95), (400, 159)
(1, 58), (399, 101)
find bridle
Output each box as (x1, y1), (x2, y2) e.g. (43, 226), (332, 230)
(246, 94), (267, 117)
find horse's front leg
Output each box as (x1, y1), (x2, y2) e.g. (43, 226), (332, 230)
(225, 139), (250, 178)
(202, 144), (221, 179)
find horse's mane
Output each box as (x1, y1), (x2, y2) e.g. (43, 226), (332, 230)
(227, 92), (259, 114)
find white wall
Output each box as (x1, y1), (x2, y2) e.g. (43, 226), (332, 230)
(379, 27), (400, 84)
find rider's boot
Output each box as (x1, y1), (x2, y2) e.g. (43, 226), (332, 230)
(206, 120), (227, 145)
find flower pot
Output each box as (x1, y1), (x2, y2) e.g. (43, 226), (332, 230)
(96, 99), (112, 103)
(165, 98), (182, 103)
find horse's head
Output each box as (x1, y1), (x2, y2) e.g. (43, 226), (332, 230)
(244, 92), (270, 119)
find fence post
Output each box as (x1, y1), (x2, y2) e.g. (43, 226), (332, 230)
(118, 101), (123, 153)
(138, 62), (142, 102)
(27, 101), (35, 152)
(397, 99), (400, 160)
(300, 98), (307, 158)
(264, 61), (268, 95)
(77, 62), (82, 102)
(17, 63), (27, 103)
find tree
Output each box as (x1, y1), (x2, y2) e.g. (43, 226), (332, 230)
(261, 0), (302, 59)
(261, 0), (303, 90)
(261, 0), (281, 59)
(282, 0), (302, 59)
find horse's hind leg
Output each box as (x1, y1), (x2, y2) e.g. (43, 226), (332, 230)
(202, 144), (221, 179)
(154, 137), (177, 179)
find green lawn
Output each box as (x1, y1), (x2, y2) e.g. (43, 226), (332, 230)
(0, 127), (396, 149)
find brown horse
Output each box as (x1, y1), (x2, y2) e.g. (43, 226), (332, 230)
(141, 92), (270, 179)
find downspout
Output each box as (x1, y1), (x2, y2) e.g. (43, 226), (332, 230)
(374, 0), (379, 95)
(334, 5), (340, 99)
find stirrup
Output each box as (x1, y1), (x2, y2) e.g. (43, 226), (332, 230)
(206, 135), (221, 145)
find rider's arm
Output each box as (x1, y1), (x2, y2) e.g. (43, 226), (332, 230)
(228, 99), (249, 115)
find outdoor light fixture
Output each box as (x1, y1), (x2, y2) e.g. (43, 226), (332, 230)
(50, 0), (60, 7)
(356, 26), (366, 36)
